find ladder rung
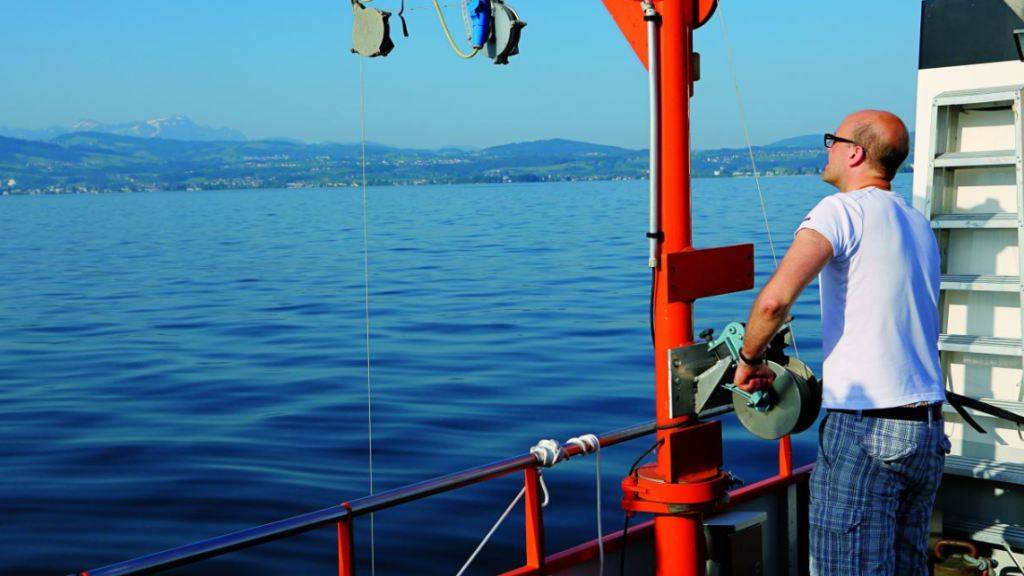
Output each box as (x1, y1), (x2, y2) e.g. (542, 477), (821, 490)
(933, 150), (1018, 168)
(939, 334), (1023, 356)
(944, 516), (1024, 549)
(934, 85), (1023, 107)
(931, 213), (1019, 229)
(945, 455), (1024, 485)
(941, 274), (1021, 292)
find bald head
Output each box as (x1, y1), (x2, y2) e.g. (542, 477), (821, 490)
(844, 110), (910, 180)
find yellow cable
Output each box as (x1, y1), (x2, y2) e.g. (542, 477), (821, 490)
(432, 0), (479, 59)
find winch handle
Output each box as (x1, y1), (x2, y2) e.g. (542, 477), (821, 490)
(722, 383), (773, 412)
(705, 322), (777, 412)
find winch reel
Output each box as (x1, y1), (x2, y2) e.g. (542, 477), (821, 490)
(669, 322), (821, 440)
(351, 1), (396, 58)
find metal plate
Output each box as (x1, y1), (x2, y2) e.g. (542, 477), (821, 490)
(666, 244), (754, 303)
(668, 343), (720, 418)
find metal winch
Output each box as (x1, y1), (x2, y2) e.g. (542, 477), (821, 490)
(669, 322), (822, 440)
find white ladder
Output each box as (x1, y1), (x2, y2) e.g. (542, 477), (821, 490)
(924, 84), (1024, 547)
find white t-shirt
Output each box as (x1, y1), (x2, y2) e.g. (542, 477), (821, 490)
(796, 186), (944, 409)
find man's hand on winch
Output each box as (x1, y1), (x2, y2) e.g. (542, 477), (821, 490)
(734, 359), (775, 392)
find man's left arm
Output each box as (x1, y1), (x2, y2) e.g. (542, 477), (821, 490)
(734, 228), (834, 391)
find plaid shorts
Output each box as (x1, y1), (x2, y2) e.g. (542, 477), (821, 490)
(809, 409), (950, 576)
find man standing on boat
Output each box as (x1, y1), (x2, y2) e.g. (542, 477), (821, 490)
(733, 110), (948, 576)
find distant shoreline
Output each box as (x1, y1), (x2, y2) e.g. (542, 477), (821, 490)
(0, 133), (910, 196)
(0, 171), (888, 197)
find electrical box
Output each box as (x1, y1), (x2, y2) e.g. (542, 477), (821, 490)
(704, 510), (766, 576)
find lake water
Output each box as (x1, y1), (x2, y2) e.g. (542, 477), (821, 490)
(0, 175), (911, 575)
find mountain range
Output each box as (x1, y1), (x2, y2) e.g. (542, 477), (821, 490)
(0, 117), (911, 194)
(0, 115), (246, 143)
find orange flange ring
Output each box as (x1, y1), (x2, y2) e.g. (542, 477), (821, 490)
(621, 463), (730, 514)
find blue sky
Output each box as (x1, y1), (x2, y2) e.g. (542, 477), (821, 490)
(0, 1), (921, 149)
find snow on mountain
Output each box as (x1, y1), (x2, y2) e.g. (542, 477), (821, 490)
(0, 115), (247, 142)
(75, 115), (248, 141)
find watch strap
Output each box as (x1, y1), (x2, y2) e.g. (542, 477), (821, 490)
(739, 349), (764, 366)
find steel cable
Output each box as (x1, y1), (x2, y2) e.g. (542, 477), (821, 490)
(717, 1), (802, 359)
(358, 57), (377, 576)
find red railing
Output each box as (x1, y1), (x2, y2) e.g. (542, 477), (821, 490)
(74, 412), (811, 576)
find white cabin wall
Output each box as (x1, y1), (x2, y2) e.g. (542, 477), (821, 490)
(950, 166), (1017, 213)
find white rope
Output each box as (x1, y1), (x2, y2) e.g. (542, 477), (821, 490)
(717, 2), (802, 359)
(567, 434), (604, 576)
(431, 0), (480, 58)
(455, 473), (551, 576)
(455, 487), (526, 576)
(357, 57), (377, 576)
(530, 438), (564, 467)
(402, 1), (464, 11)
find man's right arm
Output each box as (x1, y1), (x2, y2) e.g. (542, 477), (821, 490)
(734, 228), (833, 392)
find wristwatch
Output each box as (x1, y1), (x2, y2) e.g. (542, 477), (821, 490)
(738, 348), (765, 367)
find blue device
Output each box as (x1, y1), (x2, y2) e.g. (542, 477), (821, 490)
(469, 0), (492, 48)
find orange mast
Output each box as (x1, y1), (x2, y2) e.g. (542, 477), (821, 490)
(602, 2), (754, 574)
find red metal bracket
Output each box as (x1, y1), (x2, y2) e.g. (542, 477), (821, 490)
(694, 0), (719, 28)
(666, 244), (754, 303)
(523, 468), (545, 569)
(663, 419), (723, 483)
(621, 421), (729, 515)
(601, 1), (720, 66)
(337, 502), (354, 576)
(601, 0), (651, 67)
(778, 435), (793, 477)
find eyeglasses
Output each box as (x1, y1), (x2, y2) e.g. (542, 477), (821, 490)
(824, 133), (860, 149)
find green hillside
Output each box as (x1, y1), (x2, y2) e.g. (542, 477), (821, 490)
(0, 132), (907, 194)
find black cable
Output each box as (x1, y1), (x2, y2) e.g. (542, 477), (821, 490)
(636, 239), (661, 574)
(655, 419), (692, 431)
(398, 0), (410, 37)
(619, 512), (632, 576)
(649, 267), (656, 347)
(628, 439), (663, 475)
(620, 438), (663, 575)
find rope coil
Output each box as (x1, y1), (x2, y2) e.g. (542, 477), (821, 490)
(566, 433), (600, 455)
(530, 438), (565, 467)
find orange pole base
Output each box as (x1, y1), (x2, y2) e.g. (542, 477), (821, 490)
(654, 515), (705, 576)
